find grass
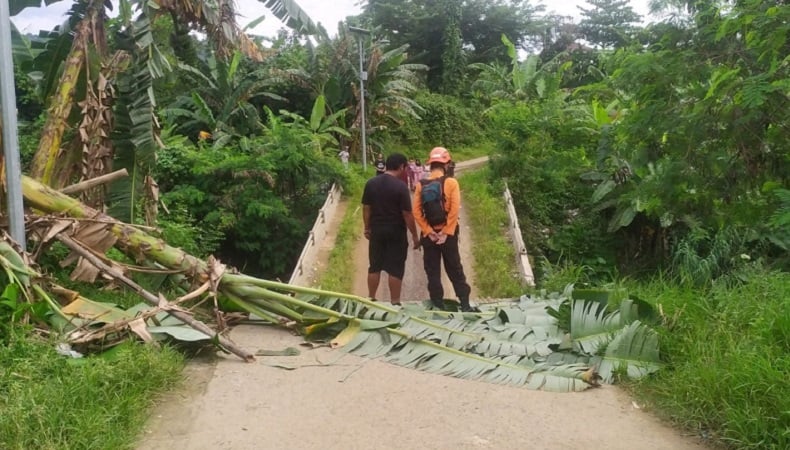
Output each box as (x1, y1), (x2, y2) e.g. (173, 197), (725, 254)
(0, 334), (183, 450)
(566, 268), (790, 450)
(316, 172), (365, 292)
(0, 250), (187, 450)
(457, 167), (525, 298)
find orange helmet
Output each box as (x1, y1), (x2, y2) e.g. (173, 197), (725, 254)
(427, 147), (451, 164)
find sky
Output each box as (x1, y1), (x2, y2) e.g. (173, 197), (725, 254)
(11, 0), (654, 38)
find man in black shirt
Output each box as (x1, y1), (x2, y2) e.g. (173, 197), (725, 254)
(362, 153), (421, 305)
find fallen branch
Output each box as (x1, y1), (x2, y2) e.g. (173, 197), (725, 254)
(56, 233), (255, 362)
(59, 169), (129, 195)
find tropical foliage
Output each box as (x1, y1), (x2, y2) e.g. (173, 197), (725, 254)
(488, 0), (789, 277)
(3, 0), (788, 448)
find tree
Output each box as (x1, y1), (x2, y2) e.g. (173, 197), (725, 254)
(440, 0), (465, 94)
(162, 51), (285, 148)
(274, 30), (425, 158)
(584, 0), (790, 266)
(9, 0), (317, 193)
(362, 0), (544, 92)
(578, 0), (642, 49)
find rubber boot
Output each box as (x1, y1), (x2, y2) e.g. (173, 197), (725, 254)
(459, 298), (479, 313)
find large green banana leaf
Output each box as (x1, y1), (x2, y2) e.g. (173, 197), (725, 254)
(570, 299), (622, 354)
(223, 282), (664, 392)
(260, 0), (324, 38)
(340, 317), (592, 392)
(596, 321), (663, 383)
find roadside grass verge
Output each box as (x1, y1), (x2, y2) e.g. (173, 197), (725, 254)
(623, 269), (789, 449)
(539, 265), (790, 450)
(459, 167), (525, 298)
(316, 172), (365, 292)
(0, 335), (182, 450)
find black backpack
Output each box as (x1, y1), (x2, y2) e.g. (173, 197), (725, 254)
(420, 176), (447, 228)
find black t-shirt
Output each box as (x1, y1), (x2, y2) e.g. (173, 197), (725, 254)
(362, 173), (412, 230)
(375, 159), (386, 173)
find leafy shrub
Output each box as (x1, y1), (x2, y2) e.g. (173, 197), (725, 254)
(486, 100), (609, 270)
(155, 119), (346, 279)
(390, 91), (483, 149)
(157, 205), (223, 258)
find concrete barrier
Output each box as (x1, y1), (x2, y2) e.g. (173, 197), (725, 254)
(503, 183), (535, 286)
(288, 183), (343, 286)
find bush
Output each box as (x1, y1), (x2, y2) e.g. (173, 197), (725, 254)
(388, 91), (483, 149)
(155, 128), (346, 279)
(486, 100), (611, 270)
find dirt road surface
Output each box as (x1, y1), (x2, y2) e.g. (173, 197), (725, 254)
(138, 159), (706, 450)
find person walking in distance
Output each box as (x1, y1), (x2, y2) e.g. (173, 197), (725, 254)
(374, 153), (386, 175)
(412, 147), (475, 312)
(362, 153), (421, 305)
(338, 146), (350, 170)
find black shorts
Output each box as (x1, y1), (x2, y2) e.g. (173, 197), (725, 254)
(368, 226), (408, 279)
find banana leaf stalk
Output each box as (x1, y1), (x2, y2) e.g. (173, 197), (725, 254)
(56, 234), (255, 361)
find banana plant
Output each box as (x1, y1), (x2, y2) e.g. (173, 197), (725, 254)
(13, 0), (315, 188)
(279, 95), (350, 154)
(470, 34), (570, 106)
(162, 51), (287, 148)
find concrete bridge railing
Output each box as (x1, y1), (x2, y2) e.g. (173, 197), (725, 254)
(288, 183), (343, 287)
(504, 183), (535, 286)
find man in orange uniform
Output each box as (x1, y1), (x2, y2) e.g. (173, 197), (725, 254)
(412, 147), (474, 311)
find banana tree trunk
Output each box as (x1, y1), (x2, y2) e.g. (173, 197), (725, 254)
(22, 175), (204, 272)
(29, 2), (100, 187)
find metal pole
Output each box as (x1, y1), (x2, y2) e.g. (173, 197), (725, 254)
(357, 35), (367, 172)
(0, 0), (27, 249)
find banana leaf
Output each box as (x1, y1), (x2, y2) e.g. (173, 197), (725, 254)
(570, 299), (622, 355)
(596, 321), (663, 383)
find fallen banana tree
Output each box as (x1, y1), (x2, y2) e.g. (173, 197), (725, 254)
(19, 175), (663, 392)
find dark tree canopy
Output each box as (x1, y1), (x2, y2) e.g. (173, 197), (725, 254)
(362, 0), (544, 91)
(578, 0), (642, 48)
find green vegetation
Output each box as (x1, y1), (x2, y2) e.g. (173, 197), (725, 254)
(459, 168), (525, 298)
(5, 0), (788, 448)
(316, 175), (365, 293)
(624, 271), (790, 449)
(0, 337), (182, 450)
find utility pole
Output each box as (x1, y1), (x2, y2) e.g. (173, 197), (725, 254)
(0, 0), (27, 249)
(349, 26), (371, 172)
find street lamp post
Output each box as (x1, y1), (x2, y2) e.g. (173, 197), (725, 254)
(348, 26), (371, 172)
